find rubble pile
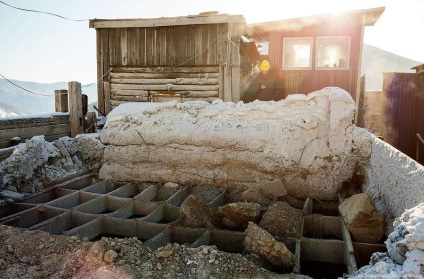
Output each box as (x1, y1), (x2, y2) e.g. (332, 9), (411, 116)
(0, 225), (310, 279)
(350, 203), (424, 278)
(0, 134), (105, 205)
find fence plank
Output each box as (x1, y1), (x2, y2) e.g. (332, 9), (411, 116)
(68, 81), (83, 137)
(0, 124), (70, 143)
(104, 81), (111, 115)
(55, 90), (68, 112)
(110, 89), (149, 97)
(110, 72), (220, 79)
(110, 78), (218, 85)
(113, 66), (219, 73)
(110, 95), (149, 102)
(110, 84), (218, 91)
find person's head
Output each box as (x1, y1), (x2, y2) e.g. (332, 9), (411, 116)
(259, 60), (270, 75)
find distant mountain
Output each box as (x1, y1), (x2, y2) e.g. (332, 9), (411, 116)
(361, 44), (422, 90)
(0, 45), (421, 116)
(0, 79), (97, 115)
(0, 101), (28, 118)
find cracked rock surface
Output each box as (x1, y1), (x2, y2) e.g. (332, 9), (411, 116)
(100, 87), (371, 200)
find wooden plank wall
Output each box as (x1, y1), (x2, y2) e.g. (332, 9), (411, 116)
(107, 66), (220, 111)
(0, 114), (70, 148)
(267, 16), (363, 100)
(96, 23), (241, 113)
(381, 72), (417, 158)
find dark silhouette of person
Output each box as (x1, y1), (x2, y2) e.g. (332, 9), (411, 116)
(255, 60), (277, 101)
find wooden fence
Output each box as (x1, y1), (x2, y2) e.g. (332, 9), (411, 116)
(0, 114), (70, 149)
(381, 72), (424, 164)
(0, 81), (86, 150)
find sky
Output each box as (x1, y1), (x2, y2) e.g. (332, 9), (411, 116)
(0, 0), (423, 84)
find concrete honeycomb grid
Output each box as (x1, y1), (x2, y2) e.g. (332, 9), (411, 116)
(0, 172), (386, 277)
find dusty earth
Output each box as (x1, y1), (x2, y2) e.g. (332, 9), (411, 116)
(0, 225), (311, 279)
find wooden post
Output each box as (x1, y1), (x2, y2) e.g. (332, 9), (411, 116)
(86, 112), (97, 133)
(104, 81), (111, 115)
(55, 90), (68, 112)
(231, 66), (240, 102)
(223, 66), (232, 102)
(68, 81), (83, 137)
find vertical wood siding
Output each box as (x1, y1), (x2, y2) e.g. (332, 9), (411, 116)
(96, 23), (240, 111)
(382, 73), (418, 158)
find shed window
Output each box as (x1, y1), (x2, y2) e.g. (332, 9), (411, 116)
(282, 37), (312, 69)
(316, 36), (350, 69)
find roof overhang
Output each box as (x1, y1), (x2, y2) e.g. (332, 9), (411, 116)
(89, 13), (245, 29)
(246, 6), (385, 35)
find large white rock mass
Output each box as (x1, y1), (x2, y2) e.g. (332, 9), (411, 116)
(99, 87), (371, 200)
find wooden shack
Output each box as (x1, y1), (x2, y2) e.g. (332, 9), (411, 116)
(89, 12), (245, 114)
(247, 7), (385, 103)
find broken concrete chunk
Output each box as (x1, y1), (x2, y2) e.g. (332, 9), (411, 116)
(104, 250), (118, 263)
(0, 190), (25, 200)
(245, 222), (295, 268)
(259, 201), (306, 238)
(339, 193), (385, 244)
(259, 179), (288, 198)
(217, 202), (262, 230)
(176, 195), (218, 228)
(241, 188), (274, 207)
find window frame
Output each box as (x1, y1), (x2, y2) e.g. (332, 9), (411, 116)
(282, 37), (313, 70)
(315, 36), (351, 71)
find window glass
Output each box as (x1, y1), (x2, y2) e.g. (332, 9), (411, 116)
(316, 36), (350, 69)
(282, 38), (312, 69)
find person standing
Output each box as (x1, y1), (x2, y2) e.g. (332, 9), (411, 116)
(255, 60), (278, 101)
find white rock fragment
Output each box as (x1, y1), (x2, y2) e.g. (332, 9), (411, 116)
(350, 203), (424, 279)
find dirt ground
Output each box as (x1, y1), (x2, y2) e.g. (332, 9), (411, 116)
(0, 225), (312, 279)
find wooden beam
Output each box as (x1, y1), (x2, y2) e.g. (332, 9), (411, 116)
(110, 84), (219, 91)
(110, 95), (149, 102)
(110, 72), (219, 79)
(104, 81), (111, 115)
(354, 14), (366, 125)
(96, 29), (105, 114)
(110, 77), (218, 85)
(68, 81), (83, 137)
(223, 66), (232, 102)
(89, 15), (245, 29)
(0, 124), (70, 143)
(121, 28), (128, 66)
(55, 90), (68, 112)
(219, 65), (224, 100)
(113, 66), (219, 73)
(0, 114), (69, 130)
(110, 89), (149, 97)
(231, 66), (240, 102)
